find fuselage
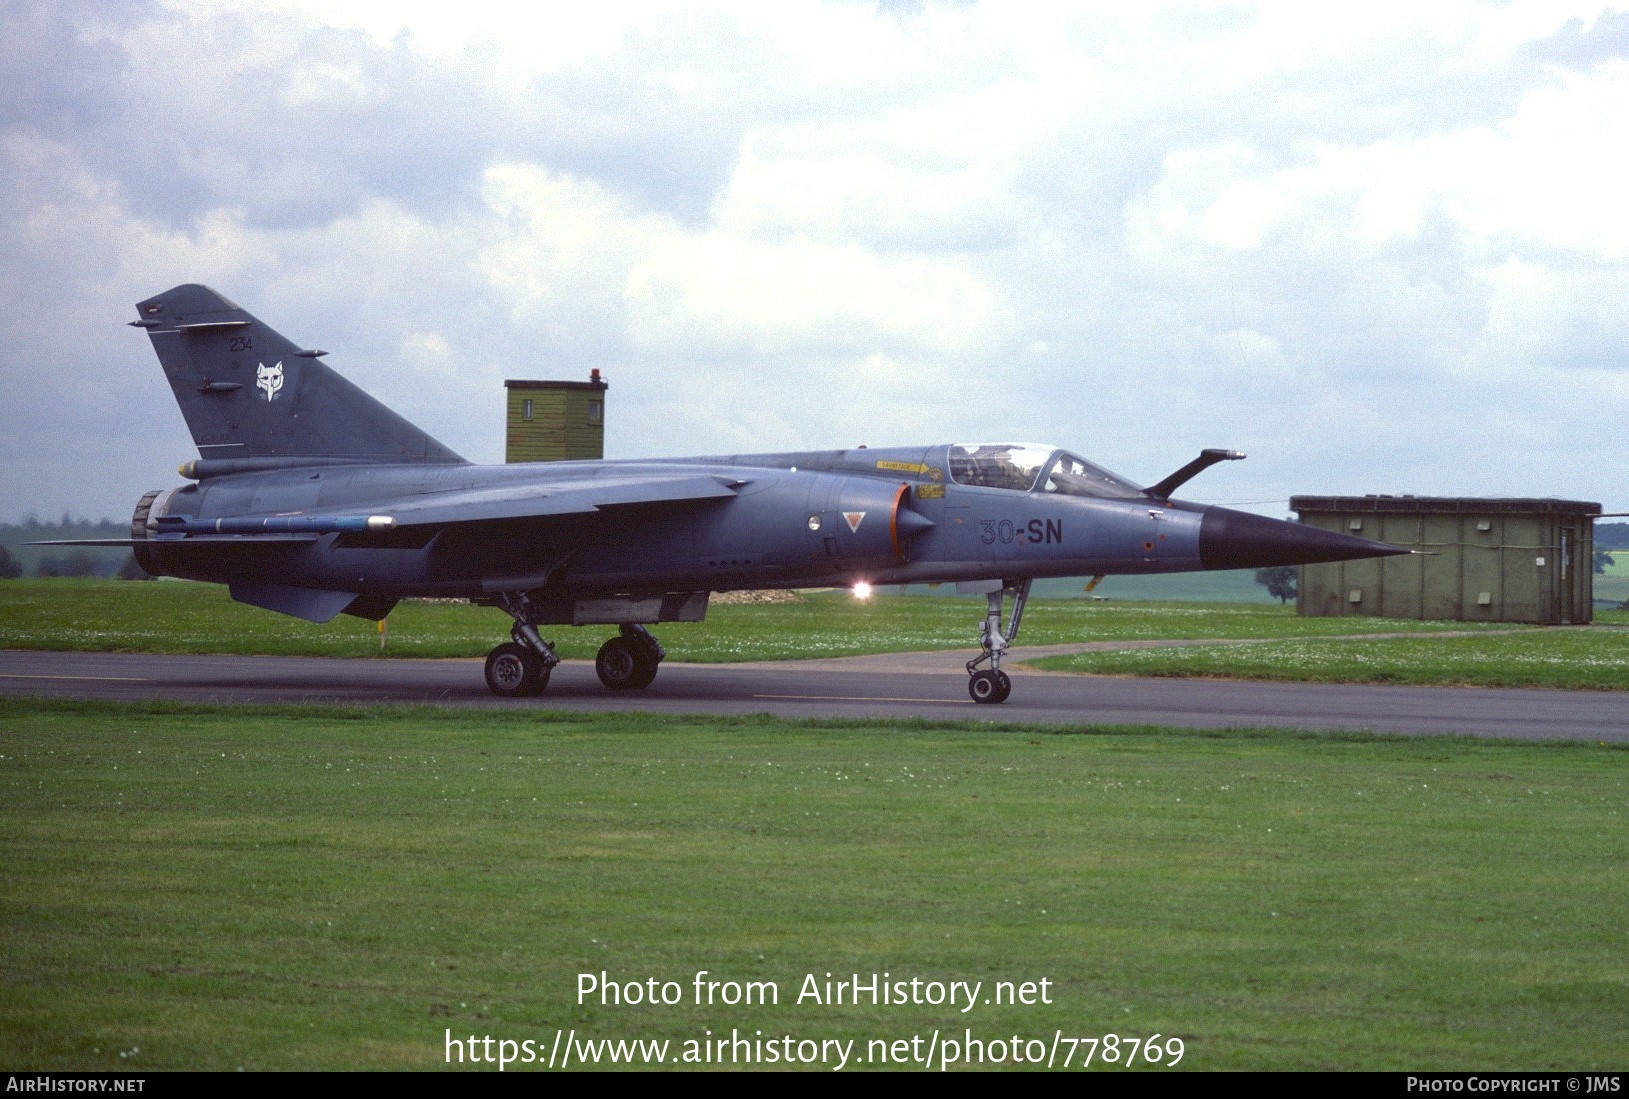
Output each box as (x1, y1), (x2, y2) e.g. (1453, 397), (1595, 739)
(108, 283), (1410, 699)
(134, 442), (1229, 599)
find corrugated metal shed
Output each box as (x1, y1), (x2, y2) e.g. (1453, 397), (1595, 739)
(1290, 496), (1601, 625)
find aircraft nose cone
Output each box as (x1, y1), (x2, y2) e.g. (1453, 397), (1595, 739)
(1199, 506), (1407, 570)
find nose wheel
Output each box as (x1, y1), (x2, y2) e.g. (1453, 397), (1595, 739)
(965, 579), (1029, 704)
(968, 668), (1012, 704)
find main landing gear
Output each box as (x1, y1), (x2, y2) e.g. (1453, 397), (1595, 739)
(484, 593), (666, 698)
(965, 579), (1030, 705)
(595, 625), (664, 690)
(484, 592), (559, 698)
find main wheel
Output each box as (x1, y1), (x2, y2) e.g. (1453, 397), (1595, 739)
(628, 657), (659, 689)
(968, 669), (1010, 704)
(485, 642), (547, 697)
(596, 636), (656, 690)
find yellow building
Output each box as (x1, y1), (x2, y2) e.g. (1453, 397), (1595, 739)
(505, 373), (608, 462)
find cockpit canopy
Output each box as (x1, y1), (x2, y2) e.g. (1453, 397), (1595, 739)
(948, 443), (1144, 499)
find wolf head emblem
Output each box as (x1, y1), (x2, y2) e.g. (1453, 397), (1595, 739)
(256, 361), (284, 402)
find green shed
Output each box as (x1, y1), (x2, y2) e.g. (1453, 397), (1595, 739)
(505, 373), (608, 463)
(1290, 496), (1601, 625)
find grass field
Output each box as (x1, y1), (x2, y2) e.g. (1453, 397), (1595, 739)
(3, 699), (1627, 1071)
(1596, 549), (1629, 609)
(1032, 628), (1629, 690)
(930, 569), (1281, 603)
(0, 577), (1544, 662)
(4, 579), (1626, 690)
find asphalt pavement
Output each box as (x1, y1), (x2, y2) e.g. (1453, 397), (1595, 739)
(2, 648), (1624, 740)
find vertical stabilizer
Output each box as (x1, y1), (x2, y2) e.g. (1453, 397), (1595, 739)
(133, 285), (464, 464)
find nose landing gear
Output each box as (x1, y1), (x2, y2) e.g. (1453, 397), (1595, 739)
(965, 579), (1030, 704)
(968, 667), (1011, 704)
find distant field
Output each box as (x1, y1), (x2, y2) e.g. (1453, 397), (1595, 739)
(4, 579), (1624, 689)
(1, 578), (1515, 662)
(1596, 549), (1629, 609)
(0, 521), (130, 578)
(4, 699), (1627, 1071)
(911, 568), (1280, 603)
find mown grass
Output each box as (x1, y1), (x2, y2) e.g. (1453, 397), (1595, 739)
(1031, 628), (1629, 690)
(5, 579), (1625, 689)
(2, 698), (1626, 1071)
(0, 579), (1519, 662)
(1596, 550), (1629, 609)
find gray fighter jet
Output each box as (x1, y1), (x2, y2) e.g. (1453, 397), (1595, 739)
(63, 285), (1405, 703)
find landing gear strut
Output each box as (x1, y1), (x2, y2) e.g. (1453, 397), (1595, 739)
(966, 579), (1030, 704)
(483, 594), (668, 698)
(485, 592), (560, 698)
(595, 624), (665, 690)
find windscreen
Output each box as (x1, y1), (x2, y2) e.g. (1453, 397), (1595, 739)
(1040, 451), (1144, 499)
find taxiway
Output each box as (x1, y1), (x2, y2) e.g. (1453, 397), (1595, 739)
(1, 649), (1622, 740)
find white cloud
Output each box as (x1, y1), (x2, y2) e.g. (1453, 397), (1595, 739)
(2, 0), (1627, 522)
(1455, 66), (1629, 258)
(626, 233), (997, 358)
(479, 163), (669, 328)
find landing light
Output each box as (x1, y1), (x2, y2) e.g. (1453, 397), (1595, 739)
(852, 582), (873, 600)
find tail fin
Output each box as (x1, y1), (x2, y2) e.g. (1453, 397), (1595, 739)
(133, 284), (464, 464)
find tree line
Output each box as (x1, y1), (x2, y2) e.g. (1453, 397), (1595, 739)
(0, 519), (150, 580)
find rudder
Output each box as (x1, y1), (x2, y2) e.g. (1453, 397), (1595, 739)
(133, 284), (464, 464)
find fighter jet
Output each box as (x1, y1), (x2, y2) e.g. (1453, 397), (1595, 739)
(58, 285), (1405, 704)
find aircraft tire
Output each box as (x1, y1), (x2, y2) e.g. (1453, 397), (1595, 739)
(968, 669), (1010, 704)
(485, 642), (546, 697)
(596, 637), (655, 690)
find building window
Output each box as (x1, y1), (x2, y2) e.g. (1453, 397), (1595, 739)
(588, 399), (602, 425)
(522, 398), (534, 422)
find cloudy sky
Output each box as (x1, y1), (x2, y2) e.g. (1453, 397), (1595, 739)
(2, 0), (1625, 524)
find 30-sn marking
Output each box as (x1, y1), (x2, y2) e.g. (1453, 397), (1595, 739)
(980, 518), (1064, 546)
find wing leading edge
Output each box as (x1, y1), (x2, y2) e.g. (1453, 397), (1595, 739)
(370, 472), (746, 528)
(44, 472), (748, 549)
